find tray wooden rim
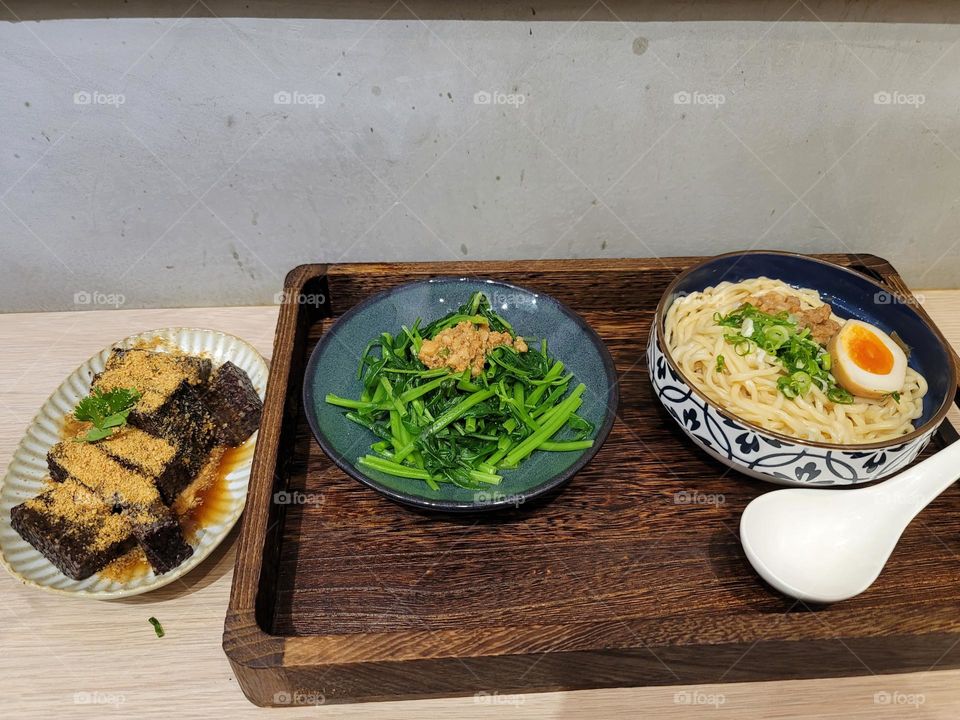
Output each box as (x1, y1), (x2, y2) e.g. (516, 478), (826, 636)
(223, 255), (960, 696)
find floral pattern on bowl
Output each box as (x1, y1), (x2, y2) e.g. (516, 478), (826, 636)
(647, 310), (936, 487)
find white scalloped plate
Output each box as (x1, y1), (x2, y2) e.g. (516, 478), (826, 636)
(0, 328), (267, 599)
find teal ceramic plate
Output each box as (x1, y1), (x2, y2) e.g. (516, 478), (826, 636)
(303, 278), (619, 512)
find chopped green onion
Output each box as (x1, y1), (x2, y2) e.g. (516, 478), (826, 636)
(716, 302), (854, 404)
(763, 325), (790, 348)
(827, 386), (855, 405)
(148, 617), (164, 638)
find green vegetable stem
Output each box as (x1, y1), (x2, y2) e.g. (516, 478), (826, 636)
(325, 291), (594, 489)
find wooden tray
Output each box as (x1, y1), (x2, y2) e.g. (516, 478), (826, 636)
(224, 257), (960, 707)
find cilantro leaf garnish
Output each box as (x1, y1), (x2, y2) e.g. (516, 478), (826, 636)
(73, 386), (141, 442)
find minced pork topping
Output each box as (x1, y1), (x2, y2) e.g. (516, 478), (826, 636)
(418, 321), (528, 376)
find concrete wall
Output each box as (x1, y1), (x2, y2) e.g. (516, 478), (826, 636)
(1, 1), (958, 311)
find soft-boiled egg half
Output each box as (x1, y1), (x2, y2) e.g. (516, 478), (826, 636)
(828, 319), (907, 399)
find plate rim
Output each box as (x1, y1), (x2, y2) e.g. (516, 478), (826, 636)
(0, 326), (267, 600)
(302, 277), (619, 512)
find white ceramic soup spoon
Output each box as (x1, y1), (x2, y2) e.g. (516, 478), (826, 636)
(739, 441), (960, 603)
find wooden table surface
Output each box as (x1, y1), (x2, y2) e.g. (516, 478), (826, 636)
(2, 296), (960, 720)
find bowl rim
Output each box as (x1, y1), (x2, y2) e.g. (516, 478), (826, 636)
(302, 276), (620, 512)
(653, 250), (957, 452)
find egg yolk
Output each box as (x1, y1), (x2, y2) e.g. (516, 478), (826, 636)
(844, 325), (894, 374)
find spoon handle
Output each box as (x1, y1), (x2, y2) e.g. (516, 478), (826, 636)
(872, 438), (960, 518)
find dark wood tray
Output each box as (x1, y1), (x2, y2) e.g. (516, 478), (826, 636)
(224, 257), (960, 706)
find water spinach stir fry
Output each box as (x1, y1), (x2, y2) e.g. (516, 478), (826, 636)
(325, 292), (594, 490)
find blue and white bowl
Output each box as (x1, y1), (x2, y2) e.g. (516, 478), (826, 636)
(649, 251), (956, 486)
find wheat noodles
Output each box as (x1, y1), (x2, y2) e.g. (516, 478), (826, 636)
(664, 277), (926, 444)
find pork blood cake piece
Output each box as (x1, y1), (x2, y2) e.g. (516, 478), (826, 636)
(47, 441), (193, 574)
(124, 506), (194, 574)
(201, 361), (263, 446)
(96, 347), (212, 387)
(10, 478), (134, 580)
(93, 348), (216, 468)
(96, 426), (191, 505)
